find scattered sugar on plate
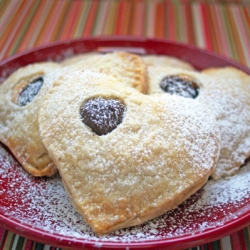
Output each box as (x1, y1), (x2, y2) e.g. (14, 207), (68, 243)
(0, 144), (249, 244)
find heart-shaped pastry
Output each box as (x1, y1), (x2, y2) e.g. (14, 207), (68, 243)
(61, 51), (148, 93)
(39, 69), (220, 235)
(202, 66), (250, 179)
(146, 65), (250, 180)
(0, 62), (61, 176)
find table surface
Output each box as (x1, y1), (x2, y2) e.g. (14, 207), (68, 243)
(0, 0), (250, 249)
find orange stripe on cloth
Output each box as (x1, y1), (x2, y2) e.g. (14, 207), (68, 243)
(15, 1), (41, 51)
(221, 5), (240, 62)
(228, 5), (250, 67)
(146, 1), (158, 38)
(91, 1), (110, 36)
(154, 2), (165, 39)
(131, 0), (145, 37)
(102, 1), (119, 36)
(176, 4), (188, 43)
(17, 0), (53, 52)
(0, 0), (8, 12)
(10, 1), (40, 54)
(184, 4), (196, 46)
(35, 1), (70, 46)
(0, 0), (22, 35)
(191, 3), (206, 48)
(166, 3), (176, 40)
(114, 1), (132, 35)
(209, 4), (230, 57)
(0, 0), (249, 67)
(72, 1), (92, 37)
(226, 5), (247, 66)
(57, 1), (84, 40)
(82, 1), (99, 36)
(200, 4), (214, 51)
(0, 0), (33, 59)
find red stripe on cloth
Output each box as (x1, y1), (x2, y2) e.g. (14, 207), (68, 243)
(231, 231), (242, 250)
(47, 1), (72, 41)
(117, 1), (132, 36)
(52, 1), (72, 41)
(17, 0), (44, 52)
(243, 6), (250, 24)
(184, 4), (195, 46)
(134, 0), (145, 36)
(126, 1), (135, 36)
(0, 0), (21, 33)
(0, 228), (4, 240)
(0, 230), (8, 250)
(239, 229), (247, 250)
(0, 0), (33, 59)
(121, 1), (132, 36)
(201, 3), (213, 50)
(208, 241), (214, 250)
(244, 227), (250, 249)
(114, 1), (125, 35)
(167, 3), (175, 40)
(36, 1), (67, 45)
(59, 1), (83, 40)
(24, 239), (34, 250)
(155, 2), (165, 39)
(82, 1), (99, 36)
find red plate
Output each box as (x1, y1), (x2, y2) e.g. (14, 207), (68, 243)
(0, 37), (250, 249)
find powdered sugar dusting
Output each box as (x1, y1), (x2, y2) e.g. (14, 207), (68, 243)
(0, 144), (249, 245)
(158, 95), (220, 173)
(197, 73), (250, 179)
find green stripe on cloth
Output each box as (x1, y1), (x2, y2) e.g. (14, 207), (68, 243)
(3, 231), (15, 250)
(8, 0), (40, 56)
(34, 242), (45, 250)
(244, 227), (250, 249)
(0, 0), (249, 67)
(16, 236), (25, 250)
(0, 229), (7, 249)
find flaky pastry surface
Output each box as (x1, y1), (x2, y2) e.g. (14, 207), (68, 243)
(39, 70), (220, 234)
(60, 52), (100, 66)
(142, 54), (195, 72)
(202, 66), (250, 179)
(0, 62), (60, 176)
(147, 65), (250, 179)
(61, 51), (148, 93)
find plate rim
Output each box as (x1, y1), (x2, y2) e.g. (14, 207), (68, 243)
(1, 208), (249, 249)
(0, 36), (250, 249)
(1, 36), (250, 74)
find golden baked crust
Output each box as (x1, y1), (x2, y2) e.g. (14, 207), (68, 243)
(61, 51), (148, 93)
(60, 52), (100, 66)
(147, 65), (250, 180)
(142, 54), (195, 71)
(39, 69), (220, 235)
(0, 62), (60, 176)
(202, 66), (250, 179)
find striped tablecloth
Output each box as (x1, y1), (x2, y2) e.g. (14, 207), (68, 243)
(0, 0), (250, 249)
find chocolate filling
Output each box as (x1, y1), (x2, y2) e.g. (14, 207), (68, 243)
(80, 97), (125, 135)
(18, 77), (44, 106)
(160, 75), (199, 99)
